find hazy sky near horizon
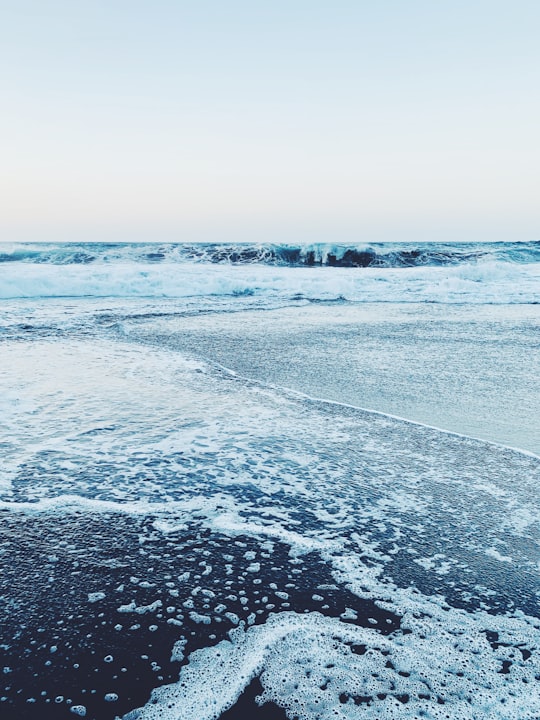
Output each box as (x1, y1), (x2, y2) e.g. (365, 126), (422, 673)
(1, 1), (539, 244)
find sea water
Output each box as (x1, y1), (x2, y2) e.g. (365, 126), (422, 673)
(0, 241), (539, 720)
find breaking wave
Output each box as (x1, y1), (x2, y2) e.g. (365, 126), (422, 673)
(0, 240), (539, 267)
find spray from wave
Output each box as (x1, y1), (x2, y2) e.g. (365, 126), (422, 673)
(0, 240), (539, 267)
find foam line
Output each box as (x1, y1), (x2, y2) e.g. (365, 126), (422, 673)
(1, 258), (539, 304)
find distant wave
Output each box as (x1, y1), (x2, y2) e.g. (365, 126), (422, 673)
(0, 240), (539, 267)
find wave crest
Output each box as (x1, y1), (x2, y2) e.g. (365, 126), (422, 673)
(0, 240), (539, 267)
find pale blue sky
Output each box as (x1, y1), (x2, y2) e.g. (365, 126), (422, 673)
(1, 1), (539, 243)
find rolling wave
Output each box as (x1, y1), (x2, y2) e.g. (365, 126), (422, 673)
(1, 259), (539, 303)
(1, 240), (538, 303)
(0, 240), (539, 267)
(0, 262), (540, 304)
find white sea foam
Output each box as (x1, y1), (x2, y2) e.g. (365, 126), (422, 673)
(126, 607), (540, 720)
(0, 259), (538, 303)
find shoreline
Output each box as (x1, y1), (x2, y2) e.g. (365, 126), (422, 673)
(117, 301), (540, 455)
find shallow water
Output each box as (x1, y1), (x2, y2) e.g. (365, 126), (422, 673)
(119, 302), (540, 455)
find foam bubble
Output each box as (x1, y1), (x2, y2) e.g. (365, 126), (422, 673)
(70, 705), (87, 716)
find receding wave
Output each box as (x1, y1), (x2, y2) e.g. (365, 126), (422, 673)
(2, 338), (539, 720)
(0, 240), (539, 267)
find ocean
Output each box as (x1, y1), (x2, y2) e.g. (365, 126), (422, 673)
(0, 240), (539, 720)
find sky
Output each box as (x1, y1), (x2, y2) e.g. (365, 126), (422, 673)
(1, 0), (539, 244)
